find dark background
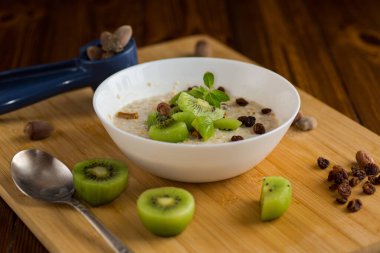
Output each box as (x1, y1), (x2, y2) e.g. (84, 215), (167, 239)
(1, 0), (380, 252)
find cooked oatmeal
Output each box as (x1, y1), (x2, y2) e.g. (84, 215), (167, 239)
(114, 92), (279, 144)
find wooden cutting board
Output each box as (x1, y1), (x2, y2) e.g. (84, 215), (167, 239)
(1, 35), (380, 253)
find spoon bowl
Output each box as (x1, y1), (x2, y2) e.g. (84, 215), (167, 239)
(11, 149), (133, 253)
(11, 149), (74, 202)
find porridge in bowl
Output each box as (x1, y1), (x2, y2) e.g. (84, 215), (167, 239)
(113, 72), (279, 144)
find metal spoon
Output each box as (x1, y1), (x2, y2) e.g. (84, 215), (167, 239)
(11, 149), (133, 253)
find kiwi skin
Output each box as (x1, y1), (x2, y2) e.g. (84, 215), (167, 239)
(137, 187), (195, 237)
(73, 158), (129, 206)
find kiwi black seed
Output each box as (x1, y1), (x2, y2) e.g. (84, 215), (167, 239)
(73, 158), (129, 206)
(177, 92), (224, 120)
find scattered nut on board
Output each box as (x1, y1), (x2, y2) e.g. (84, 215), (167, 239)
(356, 150), (375, 169)
(24, 120), (54, 140)
(194, 40), (212, 57)
(87, 25), (133, 61)
(292, 110), (303, 125)
(295, 116), (317, 131)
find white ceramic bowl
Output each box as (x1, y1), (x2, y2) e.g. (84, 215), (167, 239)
(93, 58), (300, 182)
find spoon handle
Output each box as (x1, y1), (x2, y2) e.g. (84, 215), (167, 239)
(68, 198), (133, 253)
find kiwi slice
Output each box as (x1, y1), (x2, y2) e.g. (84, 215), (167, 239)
(73, 158), (129, 206)
(191, 116), (214, 141)
(171, 111), (196, 130)
(148, 121), (189, 143)
(260, 176), (292, 221)
(214, 118), (242, 130)
(147, 112), (157, 128)
(177, 92), (225, 121)
(137, 187), (195, 237)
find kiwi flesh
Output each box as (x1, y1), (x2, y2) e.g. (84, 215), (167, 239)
(260, 176), (292, 221)
(171, 111), (196, 130)
(191, 116), (214, 141)
(214, 118), (242, 130)
(137, 187), (195, 237)
(177, 92), (225, 121)
(148, 121), (189, 143)
(73, 158), (129, 206)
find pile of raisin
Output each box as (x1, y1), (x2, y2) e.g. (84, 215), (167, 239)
(318, 151), (380, 213)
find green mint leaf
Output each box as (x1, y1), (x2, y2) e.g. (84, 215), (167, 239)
(210, 89), (230, 102)
(204, 92), (221, 108)
(203, 72), (214, 89)
(187, 88), (204, 99)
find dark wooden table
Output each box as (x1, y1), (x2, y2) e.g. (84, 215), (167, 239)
(1, 0), (379, 252)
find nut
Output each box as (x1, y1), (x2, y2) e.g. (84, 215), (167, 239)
(194, 40), (212, 57)
(113, 25), (133, 52)
(295, 116), (317, 131)
(292, 110), (303, 125)
(157, 102), (171, 117)
(24, 120), (54, 140)
(356, 150), (375, 169)
(100, 31), (114, 52)
(86, 46), (102, 60)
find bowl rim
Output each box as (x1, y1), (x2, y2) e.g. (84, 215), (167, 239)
(93, 57), (301, 148)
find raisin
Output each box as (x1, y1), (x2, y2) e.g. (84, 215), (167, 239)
(317, 157), (330, 169)
(238, 116), (256, 127)
(231, 135), (244, 142)
(191, 130), (201, 139)
(349, 177), (361, 187)
(368, 175), (380, 185)
(253, 123), (266, 134)
(237, 116), (247, 123)
(364, 163), (379, 176)
(236, 98), (248, 106)
(261, 108), (272, 114)
(329, 165), (348, 185)
(352, 169), (366, 180)
(336, 197), (348, 205)
(362, 181), (376, 195)
(243, 116), (256, 127)
(351, 163), (360, 172)
(368, 175), (379, 185)
(157, 102), (171, 117)
(337, 182), (351, 198)
(347, 199), (362, 212)
(217, 86), (225, 92)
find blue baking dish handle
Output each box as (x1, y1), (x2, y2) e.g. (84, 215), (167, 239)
(0, 38), (138, 115)
(0, 59), (91, 114)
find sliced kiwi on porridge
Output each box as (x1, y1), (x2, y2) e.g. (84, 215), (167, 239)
(177, 92), (225, 121)
(114, 72), (279, 143)
(148, 121), (189, 143)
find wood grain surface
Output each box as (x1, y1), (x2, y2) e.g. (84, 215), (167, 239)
(0, 1), (380, 252)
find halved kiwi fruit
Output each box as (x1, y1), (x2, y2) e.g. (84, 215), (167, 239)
(73, 158), (129, 206)
(177, 92), (225, 121)
(137, 187), (195, 237)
